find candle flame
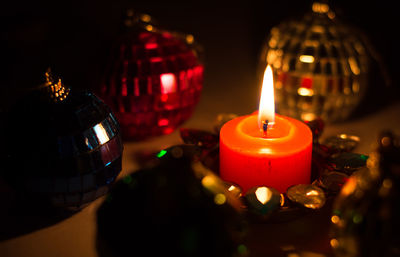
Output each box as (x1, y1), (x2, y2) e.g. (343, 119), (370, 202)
(258, 65), (275, 130)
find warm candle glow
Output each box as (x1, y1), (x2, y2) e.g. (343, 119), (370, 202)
(220, 65), (312, 193)
(258, 65), (275, 130)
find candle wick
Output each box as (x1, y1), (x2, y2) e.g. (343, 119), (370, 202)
(262, 119), (269, 138)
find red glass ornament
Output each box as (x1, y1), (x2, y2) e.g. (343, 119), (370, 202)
(99, 13), (204, 140)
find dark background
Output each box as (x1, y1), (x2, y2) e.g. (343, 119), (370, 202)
(0, 2), (399, 255)
(1, 0), (399, 113)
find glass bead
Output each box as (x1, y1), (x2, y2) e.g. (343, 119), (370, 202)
(200, 145), (220, 174)
(318, 171), (349, 193)
(286, 184), (326, 209)
(330, 152), (368, 174)
(223, 181), (243, 198)
(304, 118), (325, 142)
(244, 186), (281, 217)
(323, 134), (360, 153)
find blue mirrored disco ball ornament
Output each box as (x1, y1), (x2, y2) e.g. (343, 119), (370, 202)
(2, 70), (123, 211)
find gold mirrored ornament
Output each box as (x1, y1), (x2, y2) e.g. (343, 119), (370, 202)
(260, 1), (374, 122)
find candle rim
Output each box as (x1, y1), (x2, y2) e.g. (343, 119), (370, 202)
(220, 113), (312, 156)
(239, 114), (293, 140)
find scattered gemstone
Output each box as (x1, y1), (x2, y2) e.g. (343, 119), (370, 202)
(200, 145), (220, 174)
(223, 181), (243, 198)
(304, 118), (325, 142)
(318, 171), (349, 192)
(313, 143), (332, 158)
(286, 184), (326, 209)
(323, 134), (360, 153)
(244, 186), (281, 216)
(330, 152), (368, 174)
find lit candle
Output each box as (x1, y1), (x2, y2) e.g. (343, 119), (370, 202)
(220, 65), (312, 193)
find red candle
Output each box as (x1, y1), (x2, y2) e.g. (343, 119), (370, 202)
(220, 65), (312, 193)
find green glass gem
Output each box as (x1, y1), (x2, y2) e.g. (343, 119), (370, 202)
(244, 186), (281, 216)
(330, 152), (368, 174)
(156, 149), (168, 158)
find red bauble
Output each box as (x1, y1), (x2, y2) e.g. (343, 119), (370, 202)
(99, 13), (204, 140)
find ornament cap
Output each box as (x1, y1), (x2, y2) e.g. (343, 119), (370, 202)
(38, 68), (70, 103)
(123, 9), (155, 32)
(311, 1), (335, 19)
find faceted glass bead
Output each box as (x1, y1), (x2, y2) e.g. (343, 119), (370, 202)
(311, 143), (333, 180)
(323, 134), (360, 153)
(223, 181), (243, 199)
(244, 186), (281, 217)
(200, 145), (220, 175)
(329, 152), (368, 174)
(304, 118), (325, 142)
(318, 171), (349, 193)
(286, 184), (326, 209)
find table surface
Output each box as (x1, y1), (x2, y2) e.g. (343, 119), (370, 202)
(1, 88), (399, 257)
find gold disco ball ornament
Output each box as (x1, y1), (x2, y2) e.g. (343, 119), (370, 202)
(260, 1), (373, 122)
